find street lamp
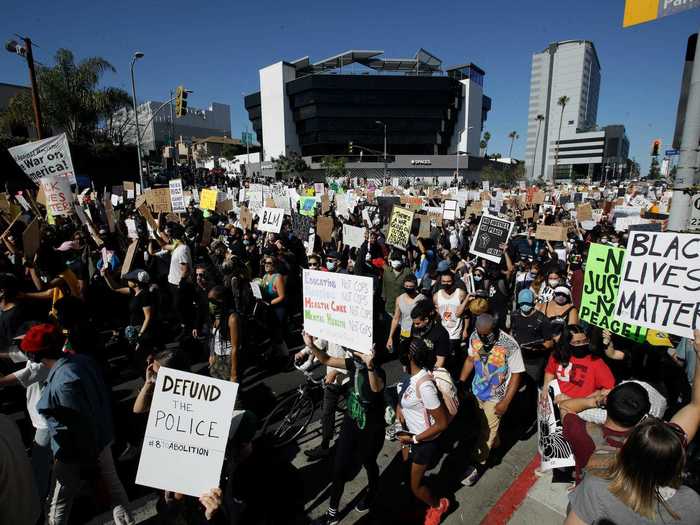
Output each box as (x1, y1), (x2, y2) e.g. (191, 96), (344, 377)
(375, 120), (388, 185)
(5, 36), (43, 138)
(130, 51), (145, 191)
(455, 126), (473, 184)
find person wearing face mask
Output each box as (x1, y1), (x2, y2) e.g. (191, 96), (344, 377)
(536, 270), (563, 305)
(325, 250), (346, 274)
(434, 271), (470, 370)
(536, 286), (579, 339)
(471, 266), (487, 293)
(543, 325), (615, 406)
(207, 286), (239, 384)
(382, 253), (410, 341)
(387, 274), (425, 356)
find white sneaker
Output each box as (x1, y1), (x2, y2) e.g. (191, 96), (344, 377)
(113, 505), (136, 525)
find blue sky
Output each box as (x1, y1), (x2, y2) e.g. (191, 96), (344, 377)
(1, 1), (697, 174)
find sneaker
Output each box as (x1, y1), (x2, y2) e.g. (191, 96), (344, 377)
(355, 492), (373, 514)
(112, 505), (135, 525)
(424, 498), (450, 525)
(460, 465), (482, 486)
(304, 445), (331, 461)
(312, 512), (339, 525)
(118, 442), (140, 462)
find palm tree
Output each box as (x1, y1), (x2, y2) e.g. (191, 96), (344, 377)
(532, 114), (545, 179)
(554, 96), (570, 181)
(507, 131), (519, 159)
(482, 131), (491, 155)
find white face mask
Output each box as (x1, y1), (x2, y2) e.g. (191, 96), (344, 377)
(548, 279), (560, 288)
(390, 260), (402, 270)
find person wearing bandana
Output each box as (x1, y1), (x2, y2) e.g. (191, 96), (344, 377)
(457, 313), (524, 486)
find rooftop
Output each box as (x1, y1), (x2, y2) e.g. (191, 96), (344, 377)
(292, 48), (445, 76)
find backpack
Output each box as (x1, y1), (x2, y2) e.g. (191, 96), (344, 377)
(415, 368), (460, 427)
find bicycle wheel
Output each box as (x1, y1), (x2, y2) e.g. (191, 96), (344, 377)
(261, 392), (316, 448)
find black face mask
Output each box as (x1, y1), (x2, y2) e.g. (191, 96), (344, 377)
(479, 330), (499, 356)
(570, 343), (589, 358)
(404, 287), (417, 296)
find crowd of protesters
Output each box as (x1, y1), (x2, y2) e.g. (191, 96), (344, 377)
(0, 170), (699, 525)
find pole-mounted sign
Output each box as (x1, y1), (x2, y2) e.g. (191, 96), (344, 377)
(624, 0), (700, 28)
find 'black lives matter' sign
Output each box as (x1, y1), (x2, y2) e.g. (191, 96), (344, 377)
(469, 214), (514, 264)
(615, 232), (700, 339)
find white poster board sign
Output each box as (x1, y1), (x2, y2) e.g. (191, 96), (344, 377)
(443, 199), (458, 221)
(615, 232), (700, 339)
(258, 207), (284, 233)
(40, 175), (74, 216)
(343, 224), (365, 249)
(135, 367), (237, 497)
(302, 270), (373, 353)
(169, 179), (186, 213)
(8, 133), (77, 184)
(469, 214), (514, 263)
(538, 380), (575, 471)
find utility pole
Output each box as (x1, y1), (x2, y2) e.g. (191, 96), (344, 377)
(669, 31), (700, 231)
(5, 37), (43, 138)
(130, 52), (145, 191)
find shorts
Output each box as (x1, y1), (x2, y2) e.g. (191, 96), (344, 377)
(408, 439), (441, 466)
(210, 354), (232, 380)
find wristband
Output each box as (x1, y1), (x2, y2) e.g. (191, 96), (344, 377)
(412, 435), (419, 444)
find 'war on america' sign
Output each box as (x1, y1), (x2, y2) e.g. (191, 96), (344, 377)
(615, 232), (700, 339)
(136, 367), (237, 497)
(9, 133), (76, 185)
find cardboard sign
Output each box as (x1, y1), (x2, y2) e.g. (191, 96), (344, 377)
(386, 206), (414, 249)
(216, 199), (233, 214)
(259, 207), (284, 234)
(321, 194), (330, 215)
(199, 189), (218, 211)
(22, 219), (41, 259)
(121, 240), (139, 277)
(40, 175), (74, 216)
(146, 188), (172, 214)
(400, 195), (423, 207)
(469, 214), (514, 263)
(579, 243), (646, 343)
(8, 133), (76, 184)
(535, 225), (568, 242)
(316, 216), (333, 243)
(522, 209), (534, 220)
(103, 193), (116, 233)
(531, 191), (545, 205)
(342, 224), (365, 249)
(615, 232), (700, 339)
(124, 181), (135, 200)
(302, 270), (373, 353)
(135, 367), (237, 497)
(417, 214), (431, 238)
(576, 203), (593, 222)
(169, 179), (186, 213)
(137, 203), (159, 233)
(442, 199), (458, 221)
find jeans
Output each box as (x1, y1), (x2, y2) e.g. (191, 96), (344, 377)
(46, 446), (132, 525)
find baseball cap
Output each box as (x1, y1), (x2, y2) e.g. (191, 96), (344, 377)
(123, 269), (150, 284)
(19, 323), (65, 353)
(517, 289), (535, 305)
(437, 260), (451, 273)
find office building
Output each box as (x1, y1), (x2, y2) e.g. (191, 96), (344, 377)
(112, 100), (231, 154)
(525, 40), (601, 180)
(244, 49), (492, 165)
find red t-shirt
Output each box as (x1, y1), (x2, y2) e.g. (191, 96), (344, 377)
(545, 354), (615, 399)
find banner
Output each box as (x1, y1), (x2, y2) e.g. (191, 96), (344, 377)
(258, 207), (284, 234)
(135, 367), (237, 497)
(538, 380), (575, 471)
(8, 133), (76, 184)
(342, 224), (365, 249)
(200, 189), (218, 211)
(615, 232), (700, 339)
(386, 206), (414, 249)
(40, 175), (74, 216)
(302, 270), (373, 353)
(169, 179), (186, 213)
(580, 243), (646, 343)
(469, 214), (514, 263)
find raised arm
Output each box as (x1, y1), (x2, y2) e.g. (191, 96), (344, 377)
(671, 330), (700, 442)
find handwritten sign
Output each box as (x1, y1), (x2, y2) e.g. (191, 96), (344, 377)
(535, 224), (568, 242)
(169, 179), (186, 213)
(469, 214), (514, 263)
(442, 199), (458, 221)
(386, 206), (414, 249)
(615, 232), (700, 339)
(316, 216), (333, 243)
(259, 207), (284, 234)
(342, 224), (365, 249)
(200, 189), (218, 211)
(135, 367), (237, 497)
(299, 196), (316, 217)
(302, 270), (373, 353)
(146, 188), (172, 214)
(580, 243), (646, 343)
(8, 133), (76, 184)
(40, 175), (74, 216)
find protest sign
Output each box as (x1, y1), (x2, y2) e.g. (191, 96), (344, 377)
(469, 214), (514, 263)
(321, 194), (330, 215)
(628, 222), (662, 232)
(482, 180), (490, 191)
(239, 207), (252, 230)
(316, 216), (334, 242)
(169, 179), (186, 213)
(8, 133), (76, 184)
(615, 232), (700, 339)
(40, 175), (74, 216)
(531, 191), (545, 205)
(22, 219), (41, 259)
(137, 203), (159, 232)
(400, 195), (424, 207)
(522, 209), (534, 220)
(302, 270), (373, 353)
(342, 224), (365, 249)
(425, 206), (443, 225)
(291, 212), (314, 239)
(314, 183), (325, 195)
(299, 196), (316, 217)
(417, 214), (431, 238)
(201, 221), (213, 246)
(576, 203), (593, 222)
(259, 207), (284, 234)
(579, 243), (646, 343)
(538, 380), (575, 471)
(121, 240), (139, 277)
(535, 224), (568, 242)
(216, 199), (233, 214)
(145, 188), (172, 214)
(135, 367), (237, 497)
(103, 193), (116, 233)
(199, 189), (218, 211)
(442, 199), (458, 221)
(123, 181), (135, 200)
(386, 206), (414, 249)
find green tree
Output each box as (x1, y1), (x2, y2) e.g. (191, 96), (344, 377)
(272, 153), (309, 179)
(554, 95), (570, 181)
(221, 143), (238, 160)
(5, 49), (129, 142)
(482, 131), (491, 155)
(647, 157), (661, 180)
(507, 131), (519, 159)
(481, 164), (500, 184)
(320, 155), (348, 178)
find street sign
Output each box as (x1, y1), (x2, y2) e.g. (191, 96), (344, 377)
(624, 0), (700, 28)
(689, 194), (700, 231)
(665, 149), (680, 156)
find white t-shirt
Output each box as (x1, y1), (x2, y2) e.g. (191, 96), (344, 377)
(14, 361), (49, 430)
(168, 243), (192, 286)
(400, 369), (441, 435)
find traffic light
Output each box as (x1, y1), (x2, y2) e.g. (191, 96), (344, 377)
(348, 141), (353, 153)
(651, 139), (661, 156)
(175, 86), (188, 118)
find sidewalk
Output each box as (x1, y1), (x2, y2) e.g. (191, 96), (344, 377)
(506, 465), (569, 525)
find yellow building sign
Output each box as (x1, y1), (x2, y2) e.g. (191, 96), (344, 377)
(624, 0), (700, 27)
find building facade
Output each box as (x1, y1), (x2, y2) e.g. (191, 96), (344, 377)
(525, 40), (601, 180)
(112, 100), (231, 154)
(244, 49), (491, 162)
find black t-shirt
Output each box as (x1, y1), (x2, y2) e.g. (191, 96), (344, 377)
(510, 310), (553, 359)
(344, 357), (386, 428)
(128, 289), (153, 328)
(412, 320), (451, 358)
